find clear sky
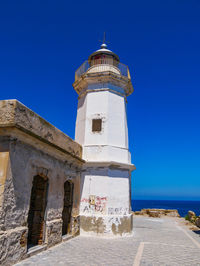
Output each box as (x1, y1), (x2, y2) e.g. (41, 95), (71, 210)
(0, 0), (200, 201)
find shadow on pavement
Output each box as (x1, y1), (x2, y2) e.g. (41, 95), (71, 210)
(193, 230), (200, 236)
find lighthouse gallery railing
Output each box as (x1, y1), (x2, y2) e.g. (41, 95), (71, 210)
(75, 60), (131, 81)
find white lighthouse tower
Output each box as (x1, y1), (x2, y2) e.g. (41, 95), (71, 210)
(73, 42), (135, 236)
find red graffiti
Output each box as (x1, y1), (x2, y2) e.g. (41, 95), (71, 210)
(81, 196), (107, 213)
(81, 198), (89, 203)
(95, 196), (107, 213)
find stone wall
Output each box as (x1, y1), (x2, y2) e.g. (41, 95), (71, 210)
(186, 211), (200, 228)
(133, 209), (180, 218)
(0, 100), (82, 159)
(0, 100), (83, 265)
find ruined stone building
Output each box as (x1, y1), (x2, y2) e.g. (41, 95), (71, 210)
(0, 43), (135, 265)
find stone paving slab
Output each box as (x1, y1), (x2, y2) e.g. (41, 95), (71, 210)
(15, 216), (200, 266)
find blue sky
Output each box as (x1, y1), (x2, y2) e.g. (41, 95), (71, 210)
(0, 0), (200, 200)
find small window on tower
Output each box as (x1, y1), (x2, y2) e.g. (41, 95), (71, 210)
(92, 119), (102, 132)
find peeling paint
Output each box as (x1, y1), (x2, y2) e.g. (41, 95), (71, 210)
(80, 216), (106, 234)
(80, 214), (133, 236)
(111, 216), (133, 236)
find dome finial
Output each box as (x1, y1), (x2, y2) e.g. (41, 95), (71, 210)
(101, 32), (108, 49)
(89, 34), (119, 62)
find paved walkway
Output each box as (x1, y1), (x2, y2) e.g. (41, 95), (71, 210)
(16, 216), (200, 266)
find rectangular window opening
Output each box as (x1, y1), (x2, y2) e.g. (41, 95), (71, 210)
(92, 119), (102, 132)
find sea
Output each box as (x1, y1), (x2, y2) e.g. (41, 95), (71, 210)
(131, 199), (200, 217)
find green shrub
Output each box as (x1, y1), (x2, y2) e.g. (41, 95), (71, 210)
(185, 214), (197, 223)
(185, 214), (190, 221)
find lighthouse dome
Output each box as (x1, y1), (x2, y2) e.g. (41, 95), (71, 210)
(87, 43), (121, 75)
(88, 43), (119, 62)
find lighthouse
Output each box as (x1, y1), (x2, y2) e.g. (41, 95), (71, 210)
(73, 42), (135, 236)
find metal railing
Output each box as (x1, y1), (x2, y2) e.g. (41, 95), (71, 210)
(75, 60), (131, 81)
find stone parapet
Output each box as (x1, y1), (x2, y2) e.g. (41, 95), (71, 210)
(133, 209), (180, 218)
(0, 100), (83, 160)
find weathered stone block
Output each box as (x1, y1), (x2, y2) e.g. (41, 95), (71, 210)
(195, 216), (200, 228)
(0, 152), (9, 209)
(0, 227), (27, 266)
(135, 209), (180, 217)
(71, 215), (80, 236)
(45, 219), (62, 247)
(188, 210), (196, 222)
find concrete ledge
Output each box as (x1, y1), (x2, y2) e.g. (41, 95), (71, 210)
(83, 161), (136, 171)
(27, 244), (47, 257)
(62, 234), (74, 242)
(73, 70), (133, 96)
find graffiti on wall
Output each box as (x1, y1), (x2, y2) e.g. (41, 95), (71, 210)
(81, 195), (107, 214)
(95, 196), (107, 213)
(108, 207), (129, 215)
(81, 196), (129, 216)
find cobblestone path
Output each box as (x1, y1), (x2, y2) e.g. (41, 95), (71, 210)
(16, 216), (200, 266)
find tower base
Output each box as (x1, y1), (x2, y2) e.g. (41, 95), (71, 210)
(80, 213), (133, 237)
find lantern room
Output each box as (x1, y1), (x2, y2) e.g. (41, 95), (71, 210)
(88, 43), (119, 67)
(73, 42), (133, 96)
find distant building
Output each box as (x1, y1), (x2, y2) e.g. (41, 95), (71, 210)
(0, 43), (135, 265)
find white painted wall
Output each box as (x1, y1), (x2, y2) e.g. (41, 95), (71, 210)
(82, 145), (131, 164)
(107, 91), (128, 148)
(80, 168), (130, 217)
(75, 95), (87, 145)
(75, 86), (130, 164)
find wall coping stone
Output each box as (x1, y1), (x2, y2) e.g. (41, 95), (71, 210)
(0, 100), (83, 162)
